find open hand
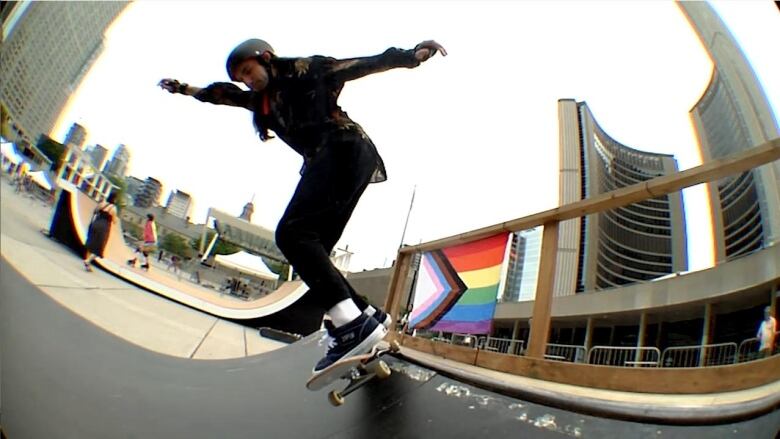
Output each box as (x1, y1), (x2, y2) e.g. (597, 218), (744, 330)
(414, 40), (447, 62)
(158, 78), (182, 93)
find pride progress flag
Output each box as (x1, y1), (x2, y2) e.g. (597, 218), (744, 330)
(409, 233), (510, 335)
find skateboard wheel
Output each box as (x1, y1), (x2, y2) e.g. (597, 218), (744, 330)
(389, 340), (401, 353)
(328, 390), (345, 406)
(373, 360), (391, 379)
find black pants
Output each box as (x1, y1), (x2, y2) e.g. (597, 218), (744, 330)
(275, 138), (377, 312)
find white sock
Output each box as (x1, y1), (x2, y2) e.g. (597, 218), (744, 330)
(364, 305), (376, 316)
(328, 299), (362, 327)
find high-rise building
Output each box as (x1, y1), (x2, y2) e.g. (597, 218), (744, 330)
(105, 144), (130, 178)
(0, 2), (128, 145)
(134, 177), (162, 208)
(165, 190), (193, 220)
(502, 228), (543, 302)
(85, 144), (108, 172)
(556, 100), (688, 295)
(124, 176), (145, 207)
(679, 2), (780, 262)
(64, 123), (87, 149)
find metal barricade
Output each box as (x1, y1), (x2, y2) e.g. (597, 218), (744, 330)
(545, 343), (587, 363)
(661, 342), (738, 367)
(739, 331), (780, 362)
(738, 337), (762, 363)
(480, 337), (525, 356)
(413, 329), (440, 340)
(451, 333), (478, 348)
(588, 346), (660, 367)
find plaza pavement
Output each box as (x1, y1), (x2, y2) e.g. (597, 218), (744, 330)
(0, 175), (286, 360)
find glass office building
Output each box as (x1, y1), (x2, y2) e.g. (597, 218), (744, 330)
(1, 2), (128, 145)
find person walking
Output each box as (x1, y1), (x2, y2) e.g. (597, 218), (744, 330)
(127, 213), (158, 271)
(158, 38), (445, 372)
(757, 306), (777, 358)
(83, 192), (119, 271)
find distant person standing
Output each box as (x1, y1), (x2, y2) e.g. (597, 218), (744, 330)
(83, 192), (119, 271)
(127, 213), (158, 271)
(756, 306), (777, 358)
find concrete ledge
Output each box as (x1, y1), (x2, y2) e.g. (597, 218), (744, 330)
(398, 345), (780, 425)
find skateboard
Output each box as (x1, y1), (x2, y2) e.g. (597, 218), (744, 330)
(306, 340), (401, 406)
(258, 327), (301, 344)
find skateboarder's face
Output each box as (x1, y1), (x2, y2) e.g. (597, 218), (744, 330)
(234, 58), (270, 92)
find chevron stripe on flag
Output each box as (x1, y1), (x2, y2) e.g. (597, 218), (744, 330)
(409, 233), (510, 334)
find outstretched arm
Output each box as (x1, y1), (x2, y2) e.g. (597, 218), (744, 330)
(324, 40), (446, 83)
(159, 79), (202, 96)
(158, 78), (254, 109)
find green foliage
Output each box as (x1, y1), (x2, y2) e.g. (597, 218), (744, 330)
(36, 135), (66, 171)
(122, 221), (143, 240)
(1, 102), (13, 140)
(263, 257), (283, 274)
(161, 233), (191, 258)
(106, 174), (128, 209)
(189, 231), (240, 256)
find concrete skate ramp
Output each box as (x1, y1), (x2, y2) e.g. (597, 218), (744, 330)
(48, 185), (318, 330)
(2, 259), (779, 439)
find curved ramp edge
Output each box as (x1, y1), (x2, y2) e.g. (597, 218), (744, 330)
(49, 185), (311, 321)
(2, 259), (780, 439)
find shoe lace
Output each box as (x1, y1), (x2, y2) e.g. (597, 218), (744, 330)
(319, 331), (337, 350)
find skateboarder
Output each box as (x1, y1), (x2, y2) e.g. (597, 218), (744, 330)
(127, 213), (158, 271)
(158, 38), (446, 372)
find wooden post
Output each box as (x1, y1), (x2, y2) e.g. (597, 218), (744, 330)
(383, 251), (412, 333)
(526, 221), (559, 359)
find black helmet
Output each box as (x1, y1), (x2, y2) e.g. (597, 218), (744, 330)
(226, 39), (274, 81)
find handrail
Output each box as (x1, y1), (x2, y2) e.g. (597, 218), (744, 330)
(398, 138), (779, 255)
(384, 138), (780, 385)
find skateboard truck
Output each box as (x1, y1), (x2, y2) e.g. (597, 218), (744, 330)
(326, 340), (401, 406)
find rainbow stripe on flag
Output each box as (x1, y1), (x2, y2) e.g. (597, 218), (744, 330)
(409, 233), (509, 334)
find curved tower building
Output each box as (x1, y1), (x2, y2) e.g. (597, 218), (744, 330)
(556, 100), (688, 295)
(679, 2), (780, 262)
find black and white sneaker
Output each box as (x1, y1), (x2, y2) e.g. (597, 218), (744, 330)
(313, 314), (387, 373)
(370, 308), (392, 328)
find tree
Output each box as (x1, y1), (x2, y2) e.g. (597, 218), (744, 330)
(36, 135), (66, 171)
(263, 257), (288, 280)
(123, 221), (143, 241)
(1, 102), (14, 140)
(106, 174), (128, 209)
(161, 233), (192, 258)
(189, 231), (240, 256)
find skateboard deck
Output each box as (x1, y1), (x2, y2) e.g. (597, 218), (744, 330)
(258, 327), (301, 344)
(306, 340), (400, 406)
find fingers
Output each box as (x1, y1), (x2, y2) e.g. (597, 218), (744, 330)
(158, 78), (179, 93)
(415, 40), (447, 61)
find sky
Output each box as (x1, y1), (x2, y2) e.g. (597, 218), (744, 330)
(52, 1), (780, 272)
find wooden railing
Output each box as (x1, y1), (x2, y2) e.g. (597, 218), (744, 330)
(383, 138), (780, 370)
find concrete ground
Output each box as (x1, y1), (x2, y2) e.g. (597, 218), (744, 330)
(0, 175), (286, 360)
